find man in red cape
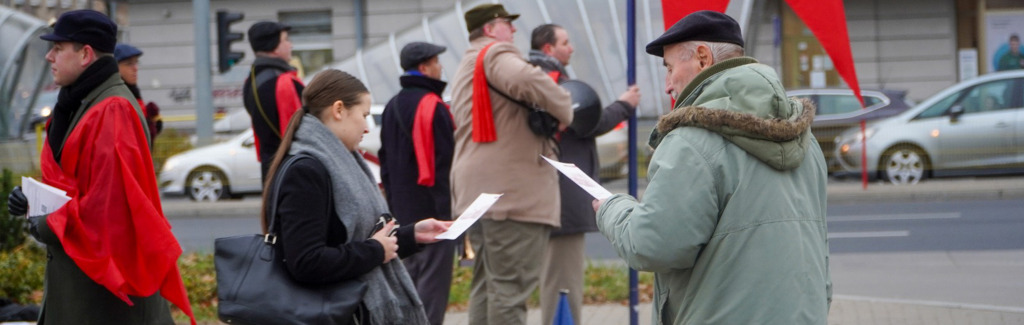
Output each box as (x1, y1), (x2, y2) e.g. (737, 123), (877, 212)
(7, 10), (194, 325)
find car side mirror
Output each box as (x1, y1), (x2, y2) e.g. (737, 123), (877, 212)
(242, 137), (255, 148)
(948, 104), (964, 122)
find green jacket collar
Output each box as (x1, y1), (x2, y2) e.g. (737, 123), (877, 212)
(675, 57), (758, 107)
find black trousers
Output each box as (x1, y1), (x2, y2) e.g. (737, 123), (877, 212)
(402, 239), (456, 325)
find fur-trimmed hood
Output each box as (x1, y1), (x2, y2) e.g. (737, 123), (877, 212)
(650, 58), (817, 170)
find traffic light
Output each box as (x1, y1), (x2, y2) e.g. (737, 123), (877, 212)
(216, 10), (245, 73)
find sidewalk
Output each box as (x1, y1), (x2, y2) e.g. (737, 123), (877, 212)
(441, 297), (1024, 325)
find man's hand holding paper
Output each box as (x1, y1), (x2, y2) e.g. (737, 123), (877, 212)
(541, 155), (613, 200)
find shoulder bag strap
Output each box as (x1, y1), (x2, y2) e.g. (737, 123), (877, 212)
(250, 68), (282, 137)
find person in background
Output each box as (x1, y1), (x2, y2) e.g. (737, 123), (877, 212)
(114, 43), (162, 147)
(527, 23), (640, 325)
(448, 4), (573, 324)
(7, 9), (194, 324)
(996, 34), (1023, 71)
(266, 69), (451, 325)
(593, 11), (831, 324)
(242, 21), (303, 180)
(379, 41), (455, 325)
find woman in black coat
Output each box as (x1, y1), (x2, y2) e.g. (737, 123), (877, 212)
(262, 69), (450, 325)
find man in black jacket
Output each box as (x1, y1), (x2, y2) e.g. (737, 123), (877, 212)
(242, 21), (304, 180)
(378, 41), (455, 325)
(528, 23), (641, 325)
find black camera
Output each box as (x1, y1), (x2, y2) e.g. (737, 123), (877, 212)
(370, 213), (398, 238)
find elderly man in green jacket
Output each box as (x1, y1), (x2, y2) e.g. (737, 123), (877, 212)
(593, 11), (831, 324)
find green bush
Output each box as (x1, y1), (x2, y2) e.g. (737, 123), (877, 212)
(152, 129), (193, 172)
(0, 169), (28, 252)
(0, 242), (46, 304)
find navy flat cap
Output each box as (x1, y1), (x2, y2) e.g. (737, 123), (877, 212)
(40, 10), (117, 53)
(114, 43), (143, 62)
(248, 21), (291, 52)
(400, 42), (446, 71)
(645, 10), (743, 57)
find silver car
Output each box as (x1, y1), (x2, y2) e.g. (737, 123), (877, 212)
(833, 70), (1024, 184)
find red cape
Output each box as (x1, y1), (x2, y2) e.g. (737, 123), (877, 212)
(41, 96), (195, 324)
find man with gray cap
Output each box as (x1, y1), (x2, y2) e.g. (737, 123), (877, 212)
(242, 21), (303, 181)
(379, 41), (455, 325)
(6, 9), (195, 324)
(592, 10), (830, 324)
(448, 3), (572, 325)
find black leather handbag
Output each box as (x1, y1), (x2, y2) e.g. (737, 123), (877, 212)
(215, 154), (368, 325)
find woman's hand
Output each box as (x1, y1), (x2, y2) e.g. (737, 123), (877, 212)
(370, 220), (398, 264)
(413, 218), (452, 244)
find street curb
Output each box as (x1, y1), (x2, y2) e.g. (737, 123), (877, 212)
(833, 295), (1024, 314)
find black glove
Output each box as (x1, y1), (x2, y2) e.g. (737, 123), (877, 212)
(8, 185), (27, 216)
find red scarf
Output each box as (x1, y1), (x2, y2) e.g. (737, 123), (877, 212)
(41, 97), (195, 324)
(412, 92), (452, 186)
(472, 42), (499, 142)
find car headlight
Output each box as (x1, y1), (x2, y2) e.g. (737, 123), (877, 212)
(162, 156), (181, 172)
(837, 127), (877, 144)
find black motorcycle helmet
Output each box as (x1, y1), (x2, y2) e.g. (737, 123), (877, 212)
(560, 80), (602, 136)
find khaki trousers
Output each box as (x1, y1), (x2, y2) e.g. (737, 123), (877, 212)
(540, 233), (585, 325)
(467, 218), (551, 325)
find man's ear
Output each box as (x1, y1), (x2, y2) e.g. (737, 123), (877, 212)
(696, 45), (713, 70)
(80, 44), (97, 68)
(542, 43), (555, 56)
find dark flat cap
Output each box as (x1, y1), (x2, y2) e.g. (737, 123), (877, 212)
(248, 21), (291, 52)
(464, 4), (520, 32)
(114, 43), (143, 62)
(645, 10), (743, 57)
(40, 10), (117, 53)
(401, 42), (446, 71)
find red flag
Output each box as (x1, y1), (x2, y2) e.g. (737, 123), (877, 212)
(660, 0), (730, 30)
(784, 0), (863, 107)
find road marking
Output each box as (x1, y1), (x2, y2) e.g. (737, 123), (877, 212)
(828, 212), (961, 222)
(828, 231), (910, 239)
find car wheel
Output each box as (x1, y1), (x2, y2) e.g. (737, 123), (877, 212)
(880, 145), (929, 185)
(186, 167), (230, 201)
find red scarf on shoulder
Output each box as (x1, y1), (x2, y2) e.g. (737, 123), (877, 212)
(472, 42), (498, 143)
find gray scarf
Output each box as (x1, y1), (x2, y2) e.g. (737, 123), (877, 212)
(289, 114), (429, 325)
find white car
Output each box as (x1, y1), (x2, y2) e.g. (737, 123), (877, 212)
(833, 70), (1024, 184)
(596, 122), (628, 180)
(160, 129), (381, 201)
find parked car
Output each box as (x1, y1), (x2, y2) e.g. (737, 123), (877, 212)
(596, 122), (628, 180)
(832, 70), (1024, 184)
(160, 128), (381, 201)
(787, 88), (915, 173)
(203, 105), (383, 157)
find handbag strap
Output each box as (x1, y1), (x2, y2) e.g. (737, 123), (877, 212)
(264, 153), (312, 243)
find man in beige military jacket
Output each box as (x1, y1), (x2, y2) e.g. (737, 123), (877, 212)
(448, 3), (572, 325)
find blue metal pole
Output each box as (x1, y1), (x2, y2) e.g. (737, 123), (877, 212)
(626, 1), (639, 325)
